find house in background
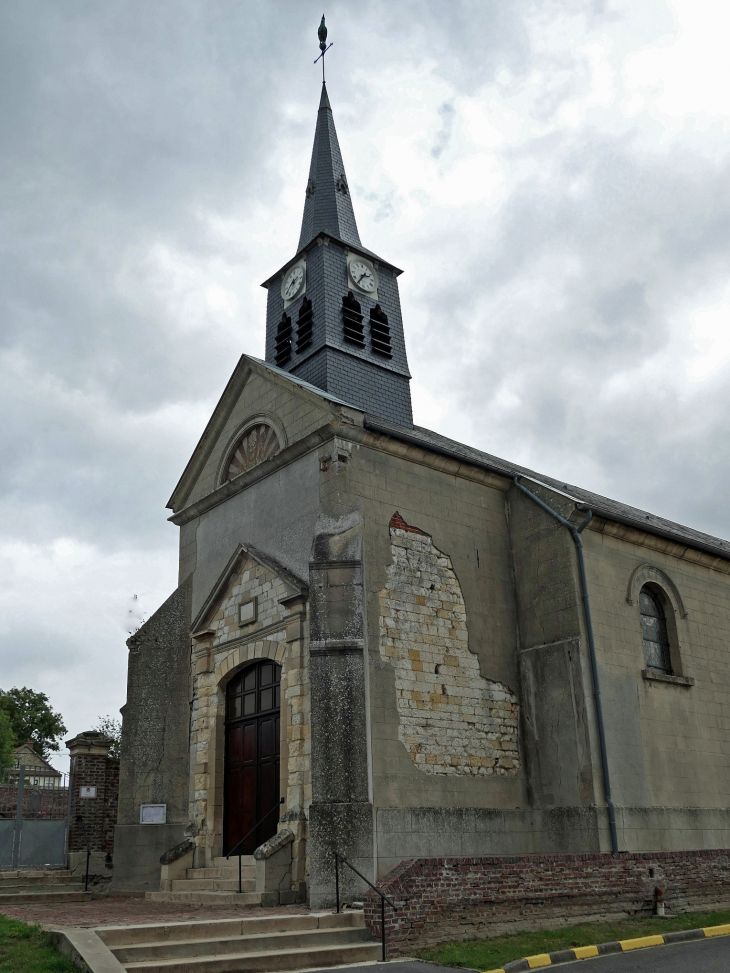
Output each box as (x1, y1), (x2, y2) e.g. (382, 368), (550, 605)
(9, 741), (63, 788)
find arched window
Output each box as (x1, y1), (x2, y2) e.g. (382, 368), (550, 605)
(369, 303), (392, 357)
(639, 586), (672, 673)
(296, 297), (313, 352)
(274, 312), (292, 367)
(342, 291), (365, 346)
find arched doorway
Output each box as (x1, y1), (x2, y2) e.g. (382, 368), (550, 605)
(223, 660), (281, 856)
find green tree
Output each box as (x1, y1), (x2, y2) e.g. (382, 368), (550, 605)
(0, 710), (15, 778)
(0, 688), (66, 760)
(93, 715), (122, 759)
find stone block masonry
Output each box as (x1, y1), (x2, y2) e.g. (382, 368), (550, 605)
(378, 513), (520, 776)
(364, 850), (730, 952)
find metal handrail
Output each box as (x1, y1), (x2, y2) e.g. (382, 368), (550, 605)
(334, 851), (397, 961)
(226, 797), (284, 893)
(75, 815), (91, 892)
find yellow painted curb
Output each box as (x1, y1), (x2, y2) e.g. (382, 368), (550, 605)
(573, 944), (599, 958)
(481, 969), (505, 973)
(526, 955), (552, 968)
(704, 923), (730, 938)
(619, 934), (664, 951)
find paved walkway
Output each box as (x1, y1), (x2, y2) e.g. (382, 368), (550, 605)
(0, 896), (308, 928)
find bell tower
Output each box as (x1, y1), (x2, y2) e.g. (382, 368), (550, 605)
(262, 71), (413, 427)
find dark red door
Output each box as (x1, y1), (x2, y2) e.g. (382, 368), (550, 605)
(224, 661), (281, 856)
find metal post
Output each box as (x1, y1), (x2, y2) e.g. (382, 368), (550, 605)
(334, 853), (340, 913)
(84, 843), (90, 892)
(381, 894), (386, 961)
(12, 765), (25, 869)
(64, 761), (74, 863)
(239, 854), (242, 894)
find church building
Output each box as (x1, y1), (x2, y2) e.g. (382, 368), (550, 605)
(113, 72), (730, 909)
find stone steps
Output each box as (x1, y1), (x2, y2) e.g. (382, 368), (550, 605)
(172, 878), (256, 892)
(0, 869), (76, 886)
(123, 941), (380, 972)
(0, 890), (92, 903)
(184, 867), (253, 881)
(212, 856), (255, 869)
(98, 910), (375, 973)
(114, 927), (371, 965)
(146, 890), (263, 905)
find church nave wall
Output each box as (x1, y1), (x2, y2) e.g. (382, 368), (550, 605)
(378, 515), (520, 778)
(580, 526), (730, 816)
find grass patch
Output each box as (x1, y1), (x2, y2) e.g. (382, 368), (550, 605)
(0, 914), (78, 973)
(415, 909), (730, 970)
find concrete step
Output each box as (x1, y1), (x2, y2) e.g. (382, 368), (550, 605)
(212, 856), (255, 869)
(0, 883), (85, 894)
(113, 926), (372, 964)
(0, 891), (92, 903)
(0, 870), (75, 885)
(171, 879), (256, 892)
(184, 867), (253, 880)
(121, 941), (380, 972)
(146, 890), (262, 905)
(97, 911), (364, 947)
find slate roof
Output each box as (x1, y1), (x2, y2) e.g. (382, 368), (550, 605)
(298, 84), (362, 251)
(249, 355), (355, 410)
(363, 415), (730, 563)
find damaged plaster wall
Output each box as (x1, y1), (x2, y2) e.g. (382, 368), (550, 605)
(379, 513), (520, 777)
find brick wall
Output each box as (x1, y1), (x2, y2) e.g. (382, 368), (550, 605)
(68, 754), (120, 856)
(365, 851), (730, 951)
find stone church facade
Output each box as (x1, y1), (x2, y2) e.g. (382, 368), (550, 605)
(113, 83), (730, 908)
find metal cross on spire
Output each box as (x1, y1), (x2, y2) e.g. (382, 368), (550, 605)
(314, 15), (333, 84)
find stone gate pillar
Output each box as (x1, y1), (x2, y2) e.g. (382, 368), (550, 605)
(67, 731), (120, 880)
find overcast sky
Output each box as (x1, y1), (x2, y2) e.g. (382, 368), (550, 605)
(3, 0), (730, 771)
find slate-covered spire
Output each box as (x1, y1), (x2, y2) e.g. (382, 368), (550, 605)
(297, 84), (361, 251)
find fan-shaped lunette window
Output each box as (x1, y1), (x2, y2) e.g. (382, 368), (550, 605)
(224, 424), (281, 483)
(639, 586), (672, 673)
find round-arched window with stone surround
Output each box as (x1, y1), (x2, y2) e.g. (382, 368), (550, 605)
(639, 585), (672, 673)
(223, 423), (280, 483)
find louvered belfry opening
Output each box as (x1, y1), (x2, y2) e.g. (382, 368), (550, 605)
(342, 290), (365, 346)
(274, 312), (293, 367)
(370, 303), (392, 357)
(296, 297), (313, 353)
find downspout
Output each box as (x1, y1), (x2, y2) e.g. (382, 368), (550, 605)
(513, 475), (619, 854)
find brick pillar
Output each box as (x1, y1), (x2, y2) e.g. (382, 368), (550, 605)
(67, 730), (119, 880)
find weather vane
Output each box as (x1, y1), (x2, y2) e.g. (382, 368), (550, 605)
(314, 15), (333, 84)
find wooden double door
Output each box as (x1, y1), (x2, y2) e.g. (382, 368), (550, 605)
(223, 660), (281, 856)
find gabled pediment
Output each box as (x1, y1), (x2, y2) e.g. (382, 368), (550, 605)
(167, 354), (360, 517)
(191, 543), (308, 647)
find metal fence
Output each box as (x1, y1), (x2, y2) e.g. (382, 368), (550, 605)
(0, 766), (70, 868)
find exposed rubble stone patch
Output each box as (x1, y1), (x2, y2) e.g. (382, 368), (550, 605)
(379, 512), (520, 776)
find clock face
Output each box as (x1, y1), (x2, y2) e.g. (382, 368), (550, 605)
(283, 265), (304, 300)
(350, 260), (376, 292)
